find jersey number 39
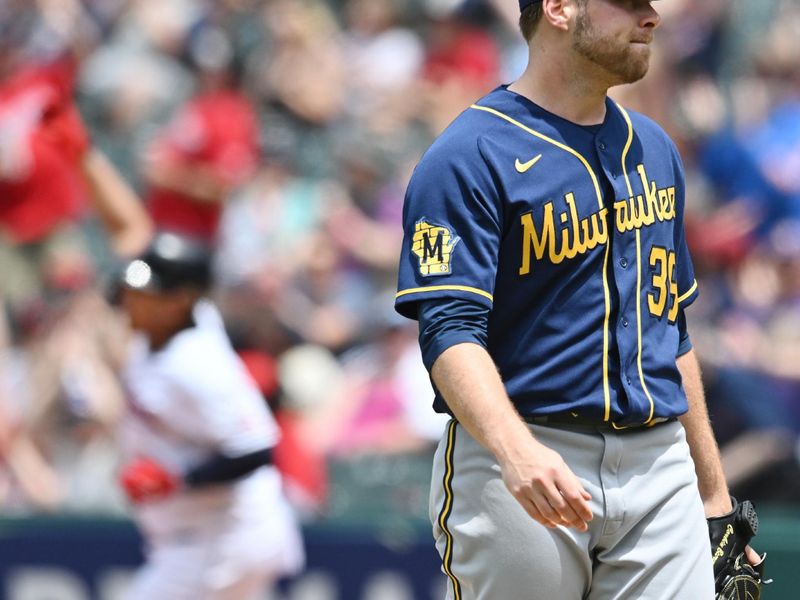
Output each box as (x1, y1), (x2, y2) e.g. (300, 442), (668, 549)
(648, 247), (678, 323)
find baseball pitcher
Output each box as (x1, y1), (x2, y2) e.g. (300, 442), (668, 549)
(395, 1), (765, 598)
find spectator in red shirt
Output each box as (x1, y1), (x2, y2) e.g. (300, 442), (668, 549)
(0, 55), (88, 246)
(422, 14), (501, 91)
(141, 28), (260, 243)
(0, 52), (86, 320)
(0, 27), (151, 315)
(419, 3), (502, 134)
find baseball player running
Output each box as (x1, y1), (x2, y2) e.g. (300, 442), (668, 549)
(116, 232), (304, 600)
(395, 1), (761, 599)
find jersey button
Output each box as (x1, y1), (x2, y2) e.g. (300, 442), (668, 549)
(622, 319), (629, 328)
(626, 376), (632, 385)
(619, 257), (628, 268)
(598, 142), (606, 151)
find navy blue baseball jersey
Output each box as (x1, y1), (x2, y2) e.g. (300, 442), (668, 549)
(395, 85), (698, 427)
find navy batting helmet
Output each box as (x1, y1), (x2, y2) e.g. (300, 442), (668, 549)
(121, 232), (213, 293)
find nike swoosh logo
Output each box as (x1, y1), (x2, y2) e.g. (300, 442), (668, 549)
(515, 154), (543, 173)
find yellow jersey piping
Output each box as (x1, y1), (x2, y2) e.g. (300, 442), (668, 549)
(470, 103), (613, 421)
(437, 419), (462, 599)
(677, 280), (698, 304)
(395, 285), (493, 302)
(617, 103), (656, 425)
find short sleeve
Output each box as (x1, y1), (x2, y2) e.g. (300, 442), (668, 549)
(671, 147), (699, 309)
(395, 135), (502, 319)
(676, 307), (693, 357)
(165, 324), (280, 456)
(176, 357), (279, 456)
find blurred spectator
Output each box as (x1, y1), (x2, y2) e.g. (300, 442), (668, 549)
(324, 134), (407, 275)
(141, 25), (259, 242)
(0, 299), (64, 511)
(79, 0), (196, 184)
(328, 310), (449, 456)
(0, 50), (90, 311)
(216, 159), (339, 288)
(265, 230), (374, 352)
(252, 0), (345, 176)
(274, 344), (347, 517)
(0, 2), (151, 517)
(341, 0), (424, 133)
(258, 0), (345, 128)
(420, 0), (502, 133)
(0, 29), (150, 312)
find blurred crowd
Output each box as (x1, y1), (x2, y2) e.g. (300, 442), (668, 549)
(1, 0), (800, 520)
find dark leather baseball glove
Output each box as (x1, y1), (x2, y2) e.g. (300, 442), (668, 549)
(708, 497), (768, 599)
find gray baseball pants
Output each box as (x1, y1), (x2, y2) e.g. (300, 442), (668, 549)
(430, 419), (715, 600)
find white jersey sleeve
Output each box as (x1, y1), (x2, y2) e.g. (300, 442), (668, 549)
(170, 301), (279, 455)
(123, 301), (279, 460)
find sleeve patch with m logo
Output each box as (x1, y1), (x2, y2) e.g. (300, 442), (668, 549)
(412, 219), (461, 277)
